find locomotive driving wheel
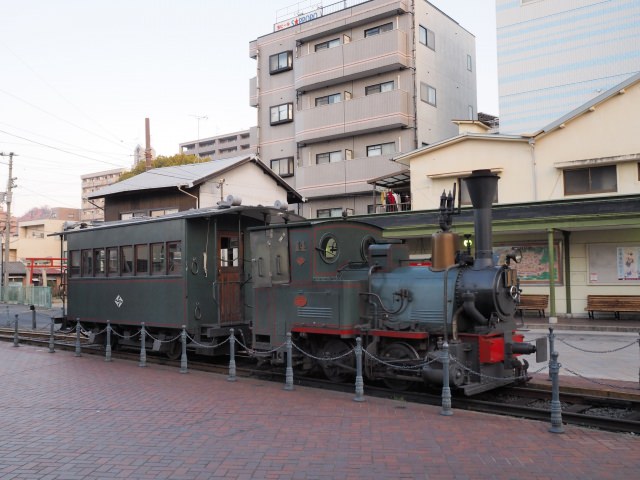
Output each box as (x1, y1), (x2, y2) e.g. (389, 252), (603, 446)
(381, 342), (420, 391)
(319, 339), (354, 383)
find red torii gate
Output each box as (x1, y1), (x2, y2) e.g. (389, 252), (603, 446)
(25, 258), (66, 285)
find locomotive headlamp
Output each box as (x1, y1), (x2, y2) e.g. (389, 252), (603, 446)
(463, 235), (473, 255)
(506, 248), (522, 265)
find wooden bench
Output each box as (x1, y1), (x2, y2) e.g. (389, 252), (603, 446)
(586, 295), (640, 319)
(517, 294), (549, 317)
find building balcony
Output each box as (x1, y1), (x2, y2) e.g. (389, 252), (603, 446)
(295, 89), (411, 144)
(295, 28), (410, 92)
(295, 154), (406, 198)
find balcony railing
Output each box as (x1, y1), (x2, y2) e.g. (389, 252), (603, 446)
(295, 89), (411, 144)
(295, 154), (405, 197)
(295, 28), (410, 91)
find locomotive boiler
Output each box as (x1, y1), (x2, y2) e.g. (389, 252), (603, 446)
(250, 170), (541, 395)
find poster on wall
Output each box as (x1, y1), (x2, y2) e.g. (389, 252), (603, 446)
(588, 243), (640, 284)
(494, 244), (562, 284)
(617, 247), (640, 280)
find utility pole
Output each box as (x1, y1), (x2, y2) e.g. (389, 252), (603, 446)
(0, 152), (17, 291)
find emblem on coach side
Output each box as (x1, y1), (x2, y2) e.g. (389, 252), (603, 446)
(115, 295), (123, 308)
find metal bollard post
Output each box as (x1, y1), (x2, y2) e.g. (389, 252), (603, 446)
(548, 350), (565, 434)
(180, 325), (188, 374)
(48, 317), (55, 354)
(139, 322), (147, 367)
(353, 337), (365, 402)
(31, 305), (36, 330)
(548, 327), (555, 381)
(637, 333), (639, 390)
(284, 332), (294, 391)
(440, 342), (453, 416)
(105, 321), (112, 362)
(74, 318), (82, 357)
(228, 328), (237, 382)
(13, 314), (20, 348)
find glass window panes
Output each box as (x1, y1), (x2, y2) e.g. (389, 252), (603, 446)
(420, 82), (437, 106)
(364, 22), (392, 37)
(564, 165), (617, 195)
(315, 93), (341, 106)
(315, 38), (340, 51)
(365, 81), (394, 95)
(107, 248), (118, 275)
(70, 251), (80, 277)
(316, 151), (343, 164)
(120, 246), (134, 275)
(151, 243), (165, 275)
(135, 244), (149, 275)
(168, 242), (182, 275)
(94, 248), (106, 276)
(81, 250), (93, 276)
(270, 157), (294, 177)
(367, 142), (396, 157)
(270, 103), (293, 125)
(269, 51), (293, 73)
(419, 25), (435, 50)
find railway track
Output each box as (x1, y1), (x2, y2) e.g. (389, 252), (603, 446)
(2, 333), (638, 434)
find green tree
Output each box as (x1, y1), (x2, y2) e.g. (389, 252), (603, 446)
(118, 154), (202, 181)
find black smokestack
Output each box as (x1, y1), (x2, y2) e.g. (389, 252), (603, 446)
(464, 169), (499, 269)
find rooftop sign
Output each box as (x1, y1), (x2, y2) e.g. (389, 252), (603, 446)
(274, 8), (322, 31)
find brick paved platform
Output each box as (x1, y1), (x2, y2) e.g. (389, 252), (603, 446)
(0, 342), (638, 479)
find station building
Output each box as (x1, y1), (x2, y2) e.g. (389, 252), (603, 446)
(366, 72), (640, 317)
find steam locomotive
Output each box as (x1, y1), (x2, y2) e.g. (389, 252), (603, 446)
(61, 169), (540, 395)
(250, 169), (540, 395)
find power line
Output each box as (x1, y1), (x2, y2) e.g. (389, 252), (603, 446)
(0, 87), (134, 151)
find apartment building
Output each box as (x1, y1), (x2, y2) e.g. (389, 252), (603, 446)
(81, 168), (125, 221)
(496, 0), (640, 134)
(180, 127), (257, 160)
(250, 0), (477, 217)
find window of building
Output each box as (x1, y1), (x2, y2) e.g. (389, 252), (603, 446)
(420, 82), (437, 106)
(468, 105), (474, 120)
(467, 54), (473, 72)
(151, 243), (165, 275)
(316, 151), (343, 164)
(150, 208), (178, 217)
(315, 93), (341, 106)
(364, 22), (393, 37)
(270, 157), (294, 177)
(419, 25), (435, 50)
(269, 50), (293, 74)
(367, 142), (396, 157)
(365, 81), (394, 96)
(563, 165), (617, 195)
(270, 103), (294, 125)
(315, 38), (340, 51)
(317, 208), (344, 218)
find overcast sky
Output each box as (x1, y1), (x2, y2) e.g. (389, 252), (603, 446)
(0, 0), (498, 217)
